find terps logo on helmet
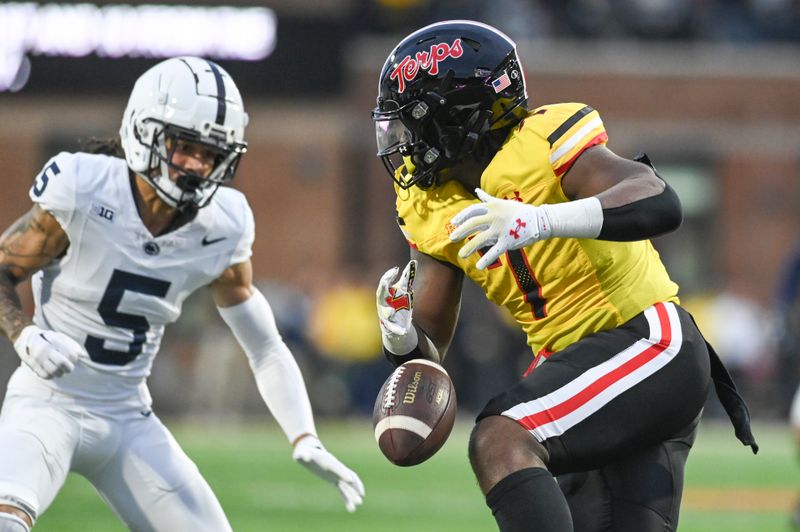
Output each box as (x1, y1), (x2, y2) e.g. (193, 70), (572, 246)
(390, 38), (464, 94)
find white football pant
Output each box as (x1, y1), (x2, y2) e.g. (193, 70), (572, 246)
(0, 368), (232, 531)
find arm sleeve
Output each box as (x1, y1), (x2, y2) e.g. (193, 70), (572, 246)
(597, 180), (683, 241)
(596, 153), (683, 241)
(217, 289), (317, 443)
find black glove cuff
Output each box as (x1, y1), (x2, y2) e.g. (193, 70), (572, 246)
(383, 345), (428, 367)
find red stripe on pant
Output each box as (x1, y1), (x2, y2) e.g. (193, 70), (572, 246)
(518, 303), (673, 431)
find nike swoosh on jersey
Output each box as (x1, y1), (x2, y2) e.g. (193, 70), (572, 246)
(201, 235), (227, 246)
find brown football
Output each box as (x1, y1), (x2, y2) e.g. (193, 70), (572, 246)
(372, 359), (457, 466)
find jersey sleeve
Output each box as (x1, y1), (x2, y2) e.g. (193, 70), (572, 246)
(545, 104), (608, 178)
(230, 197), (255, 267)
(28, 152), (80, 228)
(396, 215), (419, 250)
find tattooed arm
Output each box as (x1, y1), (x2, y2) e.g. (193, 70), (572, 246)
(0, 205), (69, 342)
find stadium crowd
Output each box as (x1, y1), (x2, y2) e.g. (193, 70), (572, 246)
(356, 0), (800, 42)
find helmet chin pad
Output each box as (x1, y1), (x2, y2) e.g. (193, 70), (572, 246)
(146, 174), (201, 210)
(381, 142), (442, 190)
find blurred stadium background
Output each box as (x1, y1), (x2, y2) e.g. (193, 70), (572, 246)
(1, 0), (799, 530)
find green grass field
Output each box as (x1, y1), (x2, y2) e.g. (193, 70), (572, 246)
(34, 418), (796, 531)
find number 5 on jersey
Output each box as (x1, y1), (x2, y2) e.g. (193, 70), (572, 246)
(85, 269), (171, 365)
(32, 160), (61, 197)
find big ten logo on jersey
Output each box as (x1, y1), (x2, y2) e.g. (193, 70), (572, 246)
(90, 202), (115, 222)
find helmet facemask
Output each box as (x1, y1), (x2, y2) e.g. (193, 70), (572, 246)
(137, 120), (246, 210)
(374, 80), (517, 190)
(374, 98), (444, 189)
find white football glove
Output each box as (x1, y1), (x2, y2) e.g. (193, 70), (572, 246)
(450, 188), (552, 270)
(293, 435), (365, 513)
(376, 260), (418, 354)
(13, 325), (84, 379)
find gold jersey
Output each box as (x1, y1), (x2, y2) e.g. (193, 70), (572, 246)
(395, 103), (679, 362)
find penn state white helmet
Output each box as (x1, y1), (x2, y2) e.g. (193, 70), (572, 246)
(120, 56), (249, 209)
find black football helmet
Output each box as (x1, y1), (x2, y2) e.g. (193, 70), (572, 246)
(372, 20), (528, 189)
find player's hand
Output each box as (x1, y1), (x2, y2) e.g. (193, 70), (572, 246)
(376, 260), (416, 338)
(13, 325), (84, 379)
(293, 435), (365, 512)
(450, 188), (552, 270)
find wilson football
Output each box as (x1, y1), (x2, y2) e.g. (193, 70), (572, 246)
(372, 359), (457, 466)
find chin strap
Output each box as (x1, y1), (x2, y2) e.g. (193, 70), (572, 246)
(393, 156), (417, 188)
(401, 155), (416, 174)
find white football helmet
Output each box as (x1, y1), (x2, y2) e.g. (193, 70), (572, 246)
(120, 56), (249, 210)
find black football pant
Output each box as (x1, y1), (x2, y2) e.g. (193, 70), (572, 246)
(478, 303), (710, 531)
(557, 413), (699, 532)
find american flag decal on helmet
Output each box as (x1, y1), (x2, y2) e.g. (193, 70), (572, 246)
(492, 71), (511, 93)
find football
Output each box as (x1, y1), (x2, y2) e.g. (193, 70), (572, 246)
(372, 359), (457, 466)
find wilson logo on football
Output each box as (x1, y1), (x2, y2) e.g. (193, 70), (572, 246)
(390, 38), (464, 93)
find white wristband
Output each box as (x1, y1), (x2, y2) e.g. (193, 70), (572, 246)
(383, 327), (441, 362)
(382, 325), (418, 356)
(540, 197), (603, 239)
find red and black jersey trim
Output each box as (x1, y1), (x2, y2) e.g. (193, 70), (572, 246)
(547, 105), (594, 147)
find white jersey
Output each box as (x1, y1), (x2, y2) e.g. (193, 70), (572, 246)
(23, 151), (254, 402)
